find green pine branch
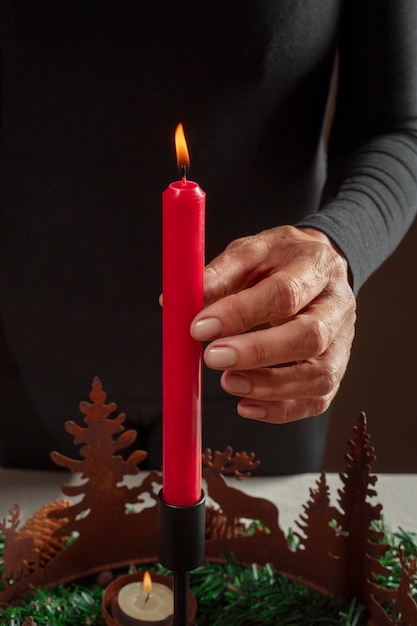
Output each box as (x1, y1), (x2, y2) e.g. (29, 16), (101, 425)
(0, 522), (415, 625)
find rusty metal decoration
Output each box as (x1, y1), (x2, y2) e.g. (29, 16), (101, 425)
(0, 377), (416, 625)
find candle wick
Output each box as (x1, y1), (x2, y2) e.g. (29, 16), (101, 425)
(181, 164), (187, 182)
(145, 592), (151, 604)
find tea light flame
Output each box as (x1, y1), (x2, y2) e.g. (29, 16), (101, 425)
(143, 570), (152, 594)
(143, 570), (152, 604)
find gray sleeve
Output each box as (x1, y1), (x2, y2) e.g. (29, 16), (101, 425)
(297, 0), (417, 294)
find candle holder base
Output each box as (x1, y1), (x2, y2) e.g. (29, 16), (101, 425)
(158, 491), (205, 626)
(158, 491), (206, 573)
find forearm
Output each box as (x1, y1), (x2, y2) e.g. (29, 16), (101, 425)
(298, 0), (417, 294)
(299, 132), (417, 294)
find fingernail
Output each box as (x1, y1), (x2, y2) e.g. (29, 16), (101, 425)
(205, 346), (237, 368)
(192, 317), (223, 341)
(224, 373), (251, 394)
(239, 404), (267, 420)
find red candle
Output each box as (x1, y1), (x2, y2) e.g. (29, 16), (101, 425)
(162, 123), (205, 506)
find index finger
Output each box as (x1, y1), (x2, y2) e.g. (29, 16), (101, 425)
(192, 258), (327, 341)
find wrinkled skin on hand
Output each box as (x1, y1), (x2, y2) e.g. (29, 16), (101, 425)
(191, 225), (356, 424)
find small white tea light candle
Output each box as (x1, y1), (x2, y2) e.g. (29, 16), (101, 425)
(117, 571), (174, 625)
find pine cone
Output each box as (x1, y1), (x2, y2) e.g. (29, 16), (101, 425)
(18, 499), (71, 568)
(205, 505), (227, 540)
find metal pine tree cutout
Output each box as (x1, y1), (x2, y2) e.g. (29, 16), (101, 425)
(0, 380), (415, 625)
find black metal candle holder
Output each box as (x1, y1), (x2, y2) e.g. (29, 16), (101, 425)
(158, 491), (206, 626)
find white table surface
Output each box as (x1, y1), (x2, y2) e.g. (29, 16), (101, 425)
(1, 468), (415, 534)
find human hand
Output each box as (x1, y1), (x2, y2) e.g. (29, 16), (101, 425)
(190, 225), (356, 424)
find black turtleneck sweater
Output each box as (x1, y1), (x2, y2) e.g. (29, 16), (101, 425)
(0, 1), (416, 472)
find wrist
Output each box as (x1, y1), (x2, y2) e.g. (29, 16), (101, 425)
(298, 227), (352, 286)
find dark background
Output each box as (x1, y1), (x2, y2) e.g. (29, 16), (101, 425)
(323, 218), (417, 473)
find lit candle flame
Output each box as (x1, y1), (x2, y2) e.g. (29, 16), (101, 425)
(143, 570), (152, 605)
(175, 123), (190, 181)
(143, 571), (153, 593)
